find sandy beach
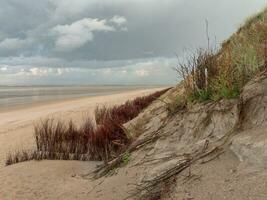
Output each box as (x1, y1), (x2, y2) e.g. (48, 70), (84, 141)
(0, 87), (165, 168)
(0, 87), (167, 200)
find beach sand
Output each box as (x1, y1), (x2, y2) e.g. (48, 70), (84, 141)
(0, 87), (165, 200)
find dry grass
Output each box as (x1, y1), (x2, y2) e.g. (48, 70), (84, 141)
(171, 7), (267, 114)
(6, 89), (170, 166)
(174, 48), (218, 98)
(6, 150), (36, 166)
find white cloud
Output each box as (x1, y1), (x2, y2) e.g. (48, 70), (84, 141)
(0, 38), (27, 50)
(52, 18), (115, 51)
(28, 67), (73, 76)
(121, 69), (127, 74)
(135, 69), (149, 77)
(0, 65), (73, 78)
(110, 15), (128, 31)
(102, 68), (112, 75)
(56, 68), (73, 75)
(110, 15), (127, 26)
(29, 67), (48, 76)
(0, 57), (177, 85)
(0, 66), (7, 71)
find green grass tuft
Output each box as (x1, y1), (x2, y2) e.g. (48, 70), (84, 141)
(122, 151), (131, 165)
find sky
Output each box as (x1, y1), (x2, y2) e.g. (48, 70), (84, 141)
(0, 0), (266, 85)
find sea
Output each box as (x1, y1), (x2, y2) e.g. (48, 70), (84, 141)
(0, 85), (158, 110)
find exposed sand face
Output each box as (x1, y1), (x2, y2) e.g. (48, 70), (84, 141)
(0, 88), (165, 168)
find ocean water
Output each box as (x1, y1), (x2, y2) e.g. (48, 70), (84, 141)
(0, 85), (155, 110)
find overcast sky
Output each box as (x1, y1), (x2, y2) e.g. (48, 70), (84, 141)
(0, 0), (266, 85)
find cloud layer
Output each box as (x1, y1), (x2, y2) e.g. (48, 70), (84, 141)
(0, 0), (266, 85)
(0, 57), (177, 85)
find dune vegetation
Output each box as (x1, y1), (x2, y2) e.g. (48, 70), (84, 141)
(169, 7), (267, 114)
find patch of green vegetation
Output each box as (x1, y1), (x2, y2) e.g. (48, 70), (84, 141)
(122, 151), (130, 165)
(211, 84), (240, 101)
(209, 73), (240, 101)
(103, 151), (131, 176)
(187, 89), (212, 103)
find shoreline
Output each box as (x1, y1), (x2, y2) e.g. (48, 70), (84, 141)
(0, 87), (163, 114)
(0, 85), (171, 113)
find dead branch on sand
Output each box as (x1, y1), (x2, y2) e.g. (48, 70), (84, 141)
(124, 145), (224, 200)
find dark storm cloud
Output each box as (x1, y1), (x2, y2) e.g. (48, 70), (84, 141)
(0, 0), (266, 84)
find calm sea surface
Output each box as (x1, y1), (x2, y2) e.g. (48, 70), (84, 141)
(0, 85), (156, 110)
